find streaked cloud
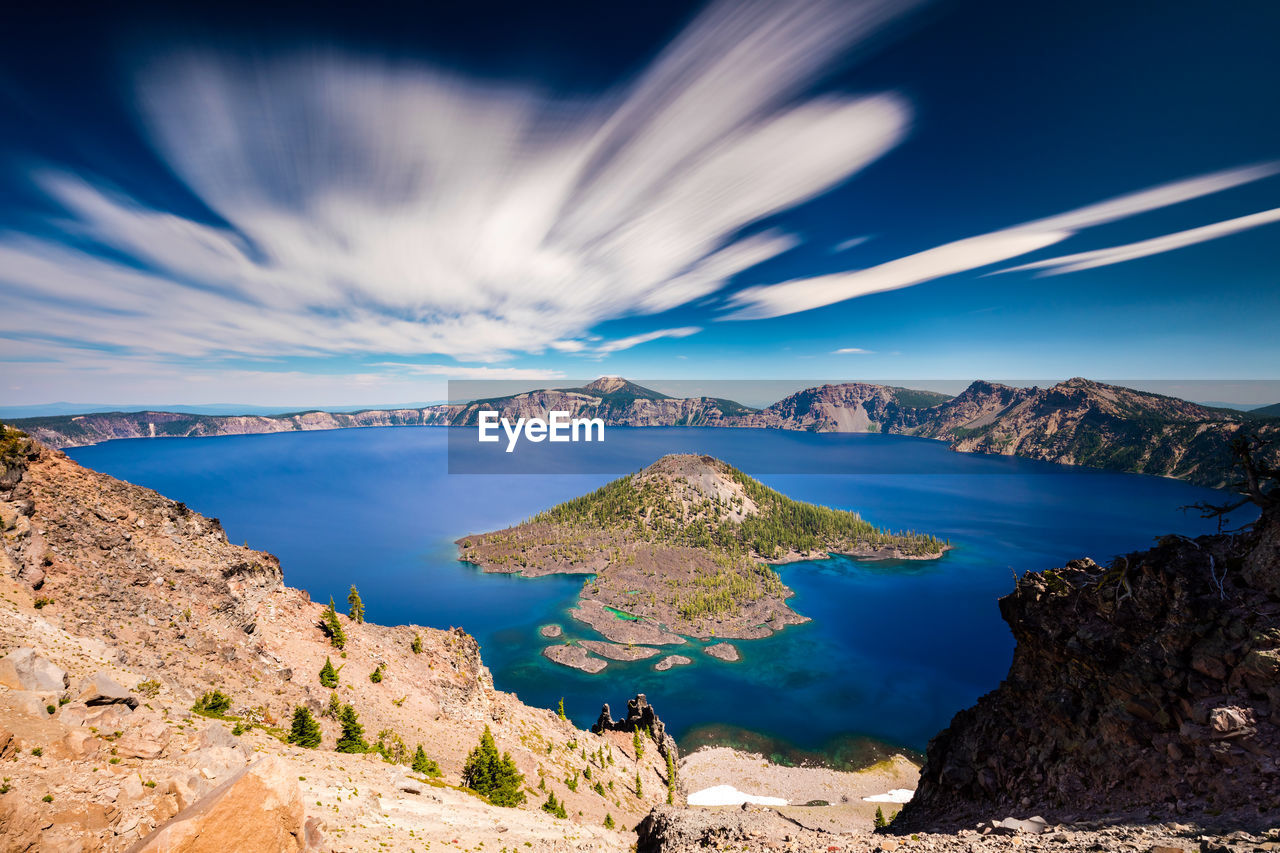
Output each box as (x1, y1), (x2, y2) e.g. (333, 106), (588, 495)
(832, 347), (874, 354)
(994, 207), (1280, 276)
(723, 162), (1279, 320)
(0, 0), (917, 380)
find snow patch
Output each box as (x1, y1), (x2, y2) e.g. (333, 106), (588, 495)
(687, 784), (788, 807)
(863, 789), (914, 804)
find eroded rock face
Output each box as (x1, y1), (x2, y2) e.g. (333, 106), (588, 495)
(127, 755), (318, 853)
(0, 647), (69, 692)
(899, 507), (1280, 831)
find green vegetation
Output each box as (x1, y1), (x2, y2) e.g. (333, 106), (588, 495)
(287, 707), (322, 749)
(541, 791), (567, 818)
(369, 664), (384, 684)
(319, 657), (339, 689)
(635, 771), (642, 798)
(191, 690), (232, 718)
(523, 456), (947, 621)
(557, 697), (566, 720)
(374, 729), (410, 764)
(666, 750), (676, 804)
(322, 597), (347, 649)
(604, 813), (615, 829)
(632, 728), (643, 759)
(411, 633), (422, 654)
(134, 678), (161, 698)
(889, 386), (953, 409)
(412, 745), (442, 777)
(874, 806), (898, 829)
(335, 704), (368, 753)
(324, 692), (342, 718)
(462, 726), (525, 807)
(347, 585), (365, 623)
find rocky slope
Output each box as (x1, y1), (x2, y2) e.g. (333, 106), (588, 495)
(897, 503), (1280, 832)
(0, 426), (675, 851)
(901, 378), (1280, 487)
(459, 454), (947, 648)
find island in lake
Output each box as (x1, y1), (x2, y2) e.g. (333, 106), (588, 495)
(458, 453), (948, 669)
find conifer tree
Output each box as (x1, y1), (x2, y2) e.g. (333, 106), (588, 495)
(319, 657), (339, 689)
(557, 697), (566, 719)
(635, 771), (643, 798)
(335, 703), (368, 753)
(874, 806), (887, 829)
(324, 691), (341, 718)
(541, 791), (566, 818)
(347, 585), (365, 623)
(369, 664), (383, 683)
(462, 725), (526, 807)
(603, 813), (615, 829)
(411, 745), (442, 777)
(632, 727), (644, 759)
(287, 706), (322, 749)
(411, 633), (422, 654)
(666, 749), (676, 804)
(323, 597), (347, 649)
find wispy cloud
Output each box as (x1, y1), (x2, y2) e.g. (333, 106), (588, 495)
(593, 327), (702, 355)
(993, 207), (1280, 276)
(832, 347), (874, 354)
(373, 364), (566, 380)
(723, 162), (1280, 320)
(0, 0), (917, 381)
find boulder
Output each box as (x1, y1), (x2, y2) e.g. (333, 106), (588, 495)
(127, 756), (318, 852)
(60, 701), (134, 729)
(116, 712), (172, 760)
(73, 672), (139, 709)
(0, 648), (69, 692)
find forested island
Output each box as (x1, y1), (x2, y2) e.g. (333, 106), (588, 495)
(459, 454), (948, 653)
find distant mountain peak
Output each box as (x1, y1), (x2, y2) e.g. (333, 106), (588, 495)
(575, 376), (670, 400)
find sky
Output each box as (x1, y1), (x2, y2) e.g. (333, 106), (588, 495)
(1, 0), (1278, 408)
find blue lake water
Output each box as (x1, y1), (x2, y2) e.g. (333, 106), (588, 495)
(67, 426), (1242, 765)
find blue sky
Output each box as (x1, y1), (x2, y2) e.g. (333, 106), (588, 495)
(1, 0), (1278, 407)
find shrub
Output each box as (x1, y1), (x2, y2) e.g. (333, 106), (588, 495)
(45, 705), (55, 716)
(335, 704), (368, 754)
(288, 707), (322, 749)
(411, 745), (441, 777)
(324, 692), (342, 719)
(134, 679), (161, 698)
(556, 698), (565, 720)
(369, 664), (383, 684)
(42, 794), (53, 803)
(191, 690), (232, 717)
(319, 657), (339, 689)
(31, 748), (42, 757)
(462, 725), (525, 807)
(603, 813), (615, 829)
(635, 772), (642, 798)
(632, 728), (643, 759)
(411, 633), (422, 654)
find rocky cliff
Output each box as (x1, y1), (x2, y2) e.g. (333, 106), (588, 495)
(898, 503), (1280, 832)
(0, 426), (674, 851)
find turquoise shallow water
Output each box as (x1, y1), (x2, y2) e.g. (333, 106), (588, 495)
(67, 426), (1241, 763)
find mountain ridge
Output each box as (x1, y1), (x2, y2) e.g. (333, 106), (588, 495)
(10, 377), (1277, 489)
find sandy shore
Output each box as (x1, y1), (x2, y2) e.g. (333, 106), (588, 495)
(679, 746), (920, 833)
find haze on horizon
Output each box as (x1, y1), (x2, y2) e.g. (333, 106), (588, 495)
(1, 0), (1277, 408)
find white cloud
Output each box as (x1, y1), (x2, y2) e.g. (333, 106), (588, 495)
(833, 235), (871, 252)
(372, 364), (567, 380)
(591, 327), (702, 355)
(832, 347), (874, 354)
(0, 0), (917, 385)
(994, 207), (1280, 276)
(723, 162), (1280, 320)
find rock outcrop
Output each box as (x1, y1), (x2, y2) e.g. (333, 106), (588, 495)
(127, 756), (318, 853)
(898, 506), (1280, 831)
